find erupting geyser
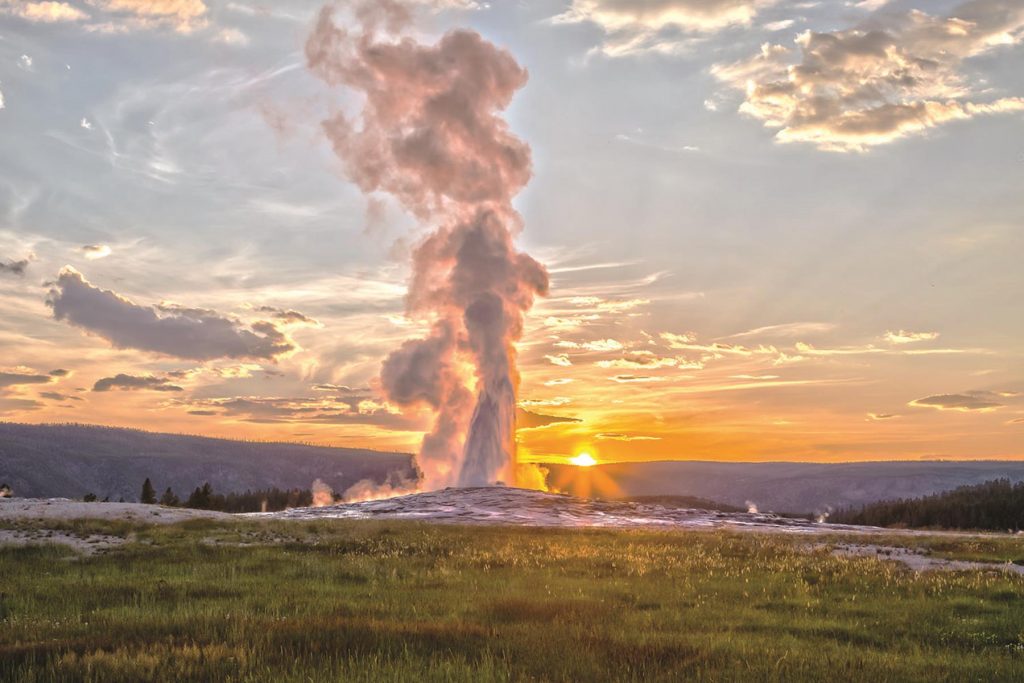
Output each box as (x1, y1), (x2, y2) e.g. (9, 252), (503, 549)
(306, 1), (548, 490)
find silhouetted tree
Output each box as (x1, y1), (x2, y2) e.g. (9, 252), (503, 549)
(140, 478), (157, 505)
(0, 483), (10, 498)
(83, 493), (97, 502)
(177, 482), (313, 512)
(159, 487), (180, 507)
(186, 482), (214, 509)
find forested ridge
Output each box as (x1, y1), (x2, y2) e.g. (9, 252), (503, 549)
(831, 479), (1024, 531)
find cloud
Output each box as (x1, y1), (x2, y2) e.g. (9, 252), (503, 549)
(85, 0), (209, 33)
(0, 397), (44, 413)
(1009, 417), (1024, 425)
(711, 1), (1024, 151)
(254, 305), (320, 326)
(0, 259), (29, 276)
(519, 397), (572, 408)
(544, 378), (575, 386)
(186, 395), (420, 429)
(792, 341), (976, 358)
(313, 383), (360, 392)
(554, 338), (624, 352)
(884, 329), (939, 344)
(661, 331), (775, 358)
(610, 374), (665, 383)
(0, 370), (53, 388)
(596, 353), (699, 369)
(39, 391), (83, 401)
(595, 432), (661, 441)
(763, 18), (793, 31)
(567, 296), (649, 312)
(553, 0), (780, 56)
(545, 354), (573, 367)
(18, 54), (33, 70)
(47, 267), (294, 361)
(909, 391), (1007, 412)
(724, 322), (835, 339)
(81, 244), (110, 259)
(214, 27), (248, 45)
(516, 408), (581, 429)
(49, 369), (70, 377)
(93, 373), (184, 392)
(0, 2), (89, 22)
(867, 412), (898, 420)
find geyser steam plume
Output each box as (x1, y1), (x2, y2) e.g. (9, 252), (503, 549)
(307, 1), (548, 490)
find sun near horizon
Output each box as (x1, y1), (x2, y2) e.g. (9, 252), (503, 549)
(569, 452), (597, 467)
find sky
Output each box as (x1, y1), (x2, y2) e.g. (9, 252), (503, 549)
(0, 0), (1022, 465)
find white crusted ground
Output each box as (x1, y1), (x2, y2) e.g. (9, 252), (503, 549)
(257, 486), (867, 533)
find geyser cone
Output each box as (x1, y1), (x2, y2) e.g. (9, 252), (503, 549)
(459, 376), (516, 487)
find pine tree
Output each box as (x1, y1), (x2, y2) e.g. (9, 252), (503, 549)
(140, 478), (157, 505)
(186, 482), (213, 509)
(159, 487), (180, 507)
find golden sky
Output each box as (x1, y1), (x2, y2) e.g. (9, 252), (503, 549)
(1, 0), (1022, 463)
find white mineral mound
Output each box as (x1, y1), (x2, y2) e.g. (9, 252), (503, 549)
(259, 486), (864, 533)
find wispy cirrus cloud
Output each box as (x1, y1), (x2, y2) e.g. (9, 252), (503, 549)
(712, 0), (1024, 151)
(723, 322), (836, 339)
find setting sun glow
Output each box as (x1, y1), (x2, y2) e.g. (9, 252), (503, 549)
(570, 453), (597, 467)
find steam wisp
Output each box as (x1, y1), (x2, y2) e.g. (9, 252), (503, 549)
(307, 1), (548, 491)
(311, 478), (335, 507)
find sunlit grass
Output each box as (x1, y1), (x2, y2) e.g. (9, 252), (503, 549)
(2, 520), (1024, 681)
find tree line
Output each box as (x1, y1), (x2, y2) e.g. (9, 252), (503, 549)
(80, 478), (318, 513)
(830, 478), (1024, 531)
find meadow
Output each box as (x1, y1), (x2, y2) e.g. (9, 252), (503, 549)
(2, 518), (1024, 682)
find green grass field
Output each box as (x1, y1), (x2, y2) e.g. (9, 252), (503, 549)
(3, 519), (1024, 682)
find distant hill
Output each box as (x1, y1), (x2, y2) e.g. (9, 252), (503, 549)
(831, 479), (1024, 531)
(546, 460), (1024, 514)
(0, 422), (416, 501)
